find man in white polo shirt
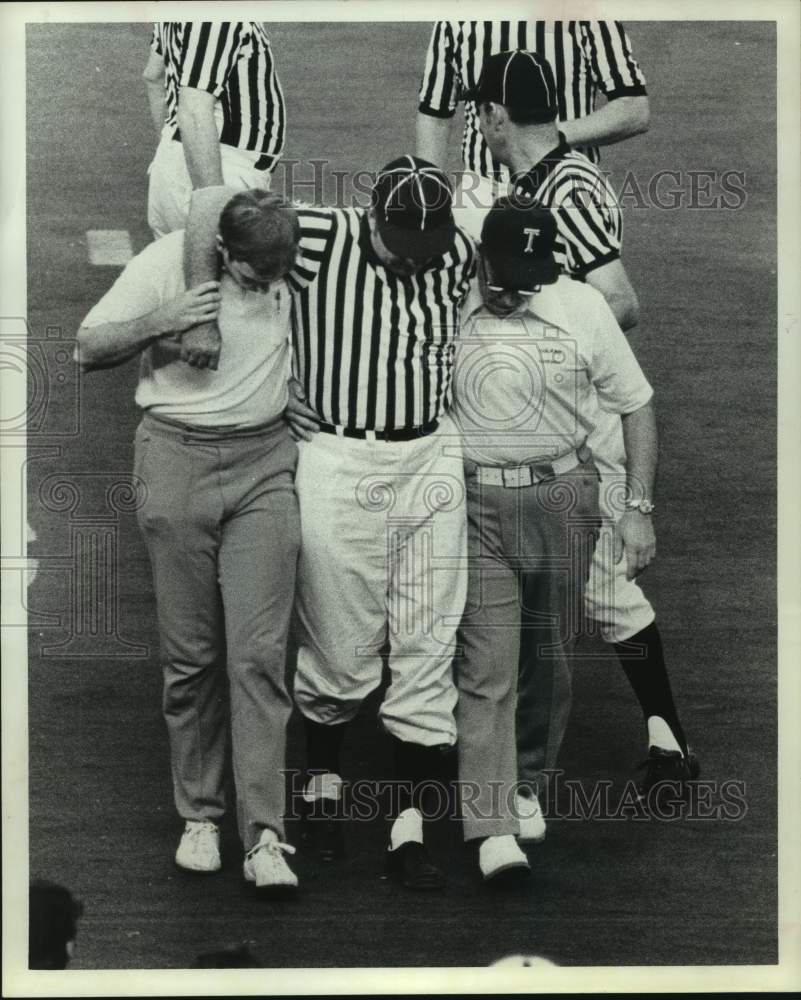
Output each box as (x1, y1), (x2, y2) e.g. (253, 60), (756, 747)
(451, 200), (657, 881)
(75, 190), (302, 892)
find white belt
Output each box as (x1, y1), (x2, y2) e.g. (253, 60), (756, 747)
(471, 445), (590, 489)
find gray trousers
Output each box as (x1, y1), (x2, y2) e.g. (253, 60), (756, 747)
(456, 455), (600, 841)
(134, 413), (299, 851)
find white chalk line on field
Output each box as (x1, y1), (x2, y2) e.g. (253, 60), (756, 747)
(86, 229), (133, 266)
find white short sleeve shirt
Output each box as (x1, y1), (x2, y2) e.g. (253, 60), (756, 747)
(452, 275), (652, 466)
(81, 231), (292, 428)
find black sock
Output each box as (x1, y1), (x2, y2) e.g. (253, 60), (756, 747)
(390, 736), (456, 817)
(613, 622), (688, 756)
(303, 717), (349, 777)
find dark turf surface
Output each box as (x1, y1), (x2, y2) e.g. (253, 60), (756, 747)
(25, 22), (777, 969)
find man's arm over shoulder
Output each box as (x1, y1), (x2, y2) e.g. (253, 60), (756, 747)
(180, 185), (236, 370)
(175, 23), (247, 188)
(283, 205), (335, 292)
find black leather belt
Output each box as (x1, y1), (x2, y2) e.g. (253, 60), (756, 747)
(171, 131), (275, 171)
(317, 419), (440, 443)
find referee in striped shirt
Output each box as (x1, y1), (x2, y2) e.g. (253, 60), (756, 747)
(184, 157), (476, 890)
(417, 20), (648, 178)
(143, 22), (286, 239)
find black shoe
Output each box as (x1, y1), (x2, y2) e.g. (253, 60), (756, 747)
(636, 746), (700, 805)
(301, 815), (345, 862)
(385, 841), (445, 892)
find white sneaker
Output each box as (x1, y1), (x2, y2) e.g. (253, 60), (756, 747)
(479, 835), (531, 881)
(175, 820), (221, 873)
(515, 792), (546, 844)
(243, 829), (298, 891)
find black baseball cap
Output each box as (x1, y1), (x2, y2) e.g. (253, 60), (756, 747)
(480, 198), (560, 292)
(371, 155), (456, 261)
(462, 50), (557, 124)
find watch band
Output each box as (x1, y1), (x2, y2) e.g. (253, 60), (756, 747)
(624, 498), (655, 515)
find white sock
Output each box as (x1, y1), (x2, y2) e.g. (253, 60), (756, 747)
(647, 715), (683, 754)
(303, 772), (342, 802)
(389, 807), (423, 850)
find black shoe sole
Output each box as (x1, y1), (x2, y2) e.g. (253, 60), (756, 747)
(483, 864), (532, 889)
(385, 843), (446, 892)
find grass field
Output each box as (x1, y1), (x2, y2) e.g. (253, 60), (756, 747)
(24, 20), (777, 970)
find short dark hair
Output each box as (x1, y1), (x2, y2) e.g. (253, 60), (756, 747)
(479, 100), (556, 126)
(218, 189), (300, 279)
(29, 880), (84, 970)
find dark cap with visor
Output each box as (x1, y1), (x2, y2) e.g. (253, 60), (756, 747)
(480, 198), (560, 292)
(462, 49), (558, 124)
(371, 155), (456, 262)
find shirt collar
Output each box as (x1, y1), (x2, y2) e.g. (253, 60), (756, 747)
(462, 276), (571, 334)
(358, 210), (384, 267)
(509, 132), (571, 204)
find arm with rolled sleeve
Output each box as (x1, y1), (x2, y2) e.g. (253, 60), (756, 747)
(416, 21), (460, 168)
(561, 21), (650, 150)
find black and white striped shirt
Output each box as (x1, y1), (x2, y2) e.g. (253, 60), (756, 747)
(151, 22), (286, 162)
(418, 21), (647, 176)
(509, 135), (622, 277)
(286, 208), (476, 433)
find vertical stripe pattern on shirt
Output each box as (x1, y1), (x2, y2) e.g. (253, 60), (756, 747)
(418, 20), (647, 176)
(152, 21), (286, 158)
(286, 208), (476, 433)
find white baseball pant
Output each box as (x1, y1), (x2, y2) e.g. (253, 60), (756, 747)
(147, 126), (275, 239)
(292, 417), (468, 747)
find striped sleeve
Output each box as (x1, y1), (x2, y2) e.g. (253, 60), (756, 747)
(285, 208), (335, 291)
(150, 23), (163, 55)
(418, 21), (460, 118)
(579, 21), (647, 99)
(548, 167), (622, 277)
(176, 22), (246, 96)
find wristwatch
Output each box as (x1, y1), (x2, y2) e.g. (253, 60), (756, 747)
(624, 498), (655, 515)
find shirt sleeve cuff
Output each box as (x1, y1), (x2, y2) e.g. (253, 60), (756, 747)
(178, 79), (226, 98)
(604, 84), (648, 100)
(417, 104), (457, 119)
(572, 250), (620, 278)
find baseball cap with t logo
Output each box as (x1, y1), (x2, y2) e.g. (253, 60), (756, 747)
(371, 155), (456, 261)
(462, 49), (558, 124)
(480, 198), (560, 292)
